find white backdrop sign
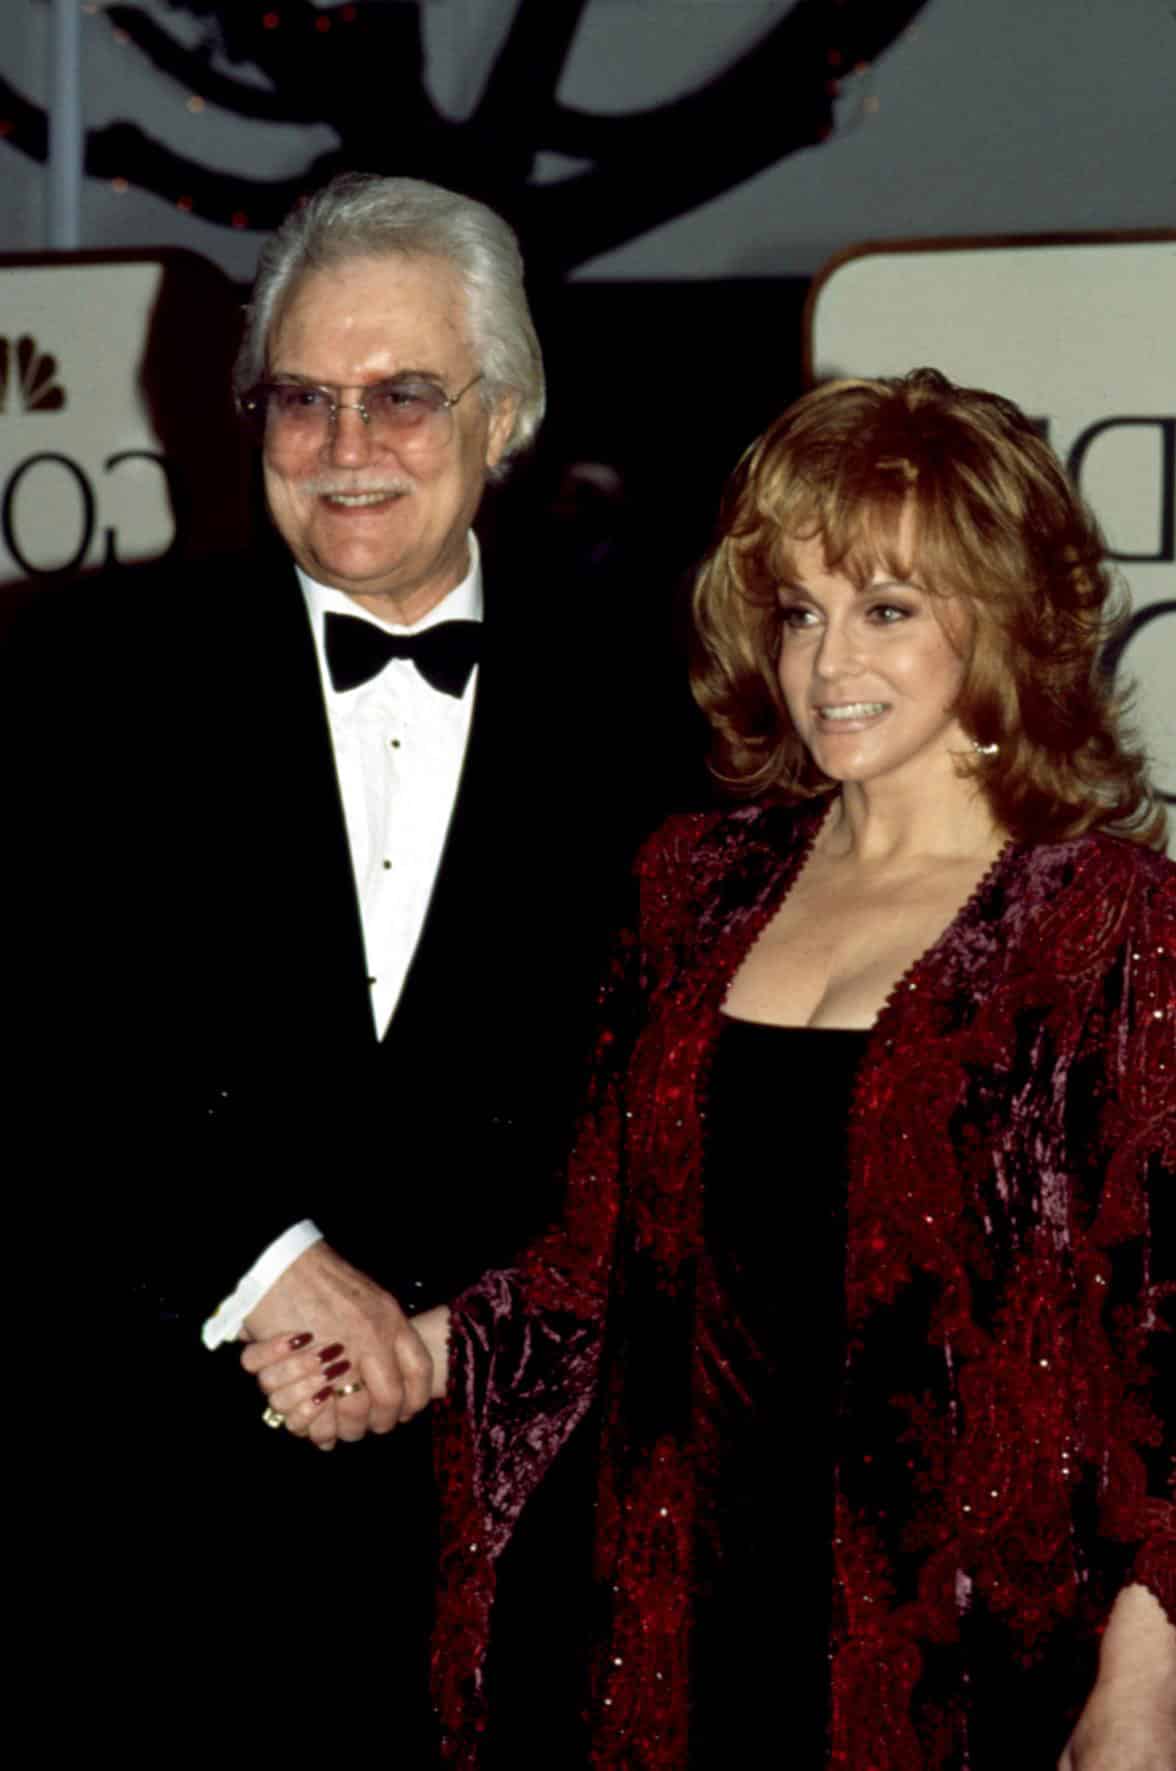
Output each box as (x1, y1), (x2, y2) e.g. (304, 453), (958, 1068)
(0, 251), (249, 591)
(0, 260), (175, 580)
(808, 234), (1176, 852)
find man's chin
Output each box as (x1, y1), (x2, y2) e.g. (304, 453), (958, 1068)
(303, 529), (415, 589)
(308, 552), (463, 623)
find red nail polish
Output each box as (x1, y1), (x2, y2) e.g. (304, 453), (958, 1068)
(317, 1342), (345, 1364)
(289, 1332), (313, 1351)
(312, 1384), (335, 1404)
(323, 1359), (350, 1382)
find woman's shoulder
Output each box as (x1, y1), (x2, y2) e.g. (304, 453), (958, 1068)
(1015, 830), (1174, 908)
(1080, 828), (1175, 882)
(1001, 831), (1176, 970)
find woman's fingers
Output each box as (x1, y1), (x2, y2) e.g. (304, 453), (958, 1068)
(268, 1364), (355, 1437)
(267, 1355), (353, 1417)
(307, 1398), (339, 1451)
(242, 1335), (348, 1394)
(239, 1318), (434, 1442)
(240, 1333), (357, 1446)
(240, 1330), (313, 1374)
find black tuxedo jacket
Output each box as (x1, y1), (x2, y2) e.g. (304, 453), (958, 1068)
(4, 536), (671, 1334)
(3, 532), (695, 1760)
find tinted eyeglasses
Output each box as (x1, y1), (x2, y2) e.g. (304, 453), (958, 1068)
(238, 373), (484, 452)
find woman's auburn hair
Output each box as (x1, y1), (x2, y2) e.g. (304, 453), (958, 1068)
(690, 367), (1166, 849)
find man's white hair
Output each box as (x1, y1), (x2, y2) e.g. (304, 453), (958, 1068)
(234, 172), (545, 470)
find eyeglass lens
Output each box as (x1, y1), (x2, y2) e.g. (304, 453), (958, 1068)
(251, 378), (457, 447)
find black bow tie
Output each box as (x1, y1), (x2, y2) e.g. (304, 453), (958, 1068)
(324, 613), (482, 698)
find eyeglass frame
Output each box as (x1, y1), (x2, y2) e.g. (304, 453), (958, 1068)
(237, 371), (486, 446)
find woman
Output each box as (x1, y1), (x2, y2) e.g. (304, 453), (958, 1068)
(247, 370), (1174, 1768)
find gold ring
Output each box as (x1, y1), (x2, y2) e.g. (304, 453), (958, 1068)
(262, 1406), (287, 1429)
(335, 1380), (366, 1398)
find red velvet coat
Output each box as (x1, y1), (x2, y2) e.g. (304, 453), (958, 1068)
(433, 802), (1175, 1768)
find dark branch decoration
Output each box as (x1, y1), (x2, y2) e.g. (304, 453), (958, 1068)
(3, 0), (933, 277)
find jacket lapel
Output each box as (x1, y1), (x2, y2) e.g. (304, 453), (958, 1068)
(197, 558), (375, 1053)
(382, 571), (516, 1060)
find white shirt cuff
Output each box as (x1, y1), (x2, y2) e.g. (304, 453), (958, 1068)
(201, 1219), (325, 1349)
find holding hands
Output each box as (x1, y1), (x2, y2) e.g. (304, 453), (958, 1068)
(243, 1330), (370, 1448)
(239, 1240), (438, 1450)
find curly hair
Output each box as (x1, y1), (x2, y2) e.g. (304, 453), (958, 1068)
(691, 367), (1165, 848)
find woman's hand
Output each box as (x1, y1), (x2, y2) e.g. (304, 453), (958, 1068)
(1059, 1585), (1176, 1770)
(411, 1305), (451, 1400)
(238, 1242), (436, 1448)
(241, 1331), (364, 1448)
(240, 1305), (449, 1448)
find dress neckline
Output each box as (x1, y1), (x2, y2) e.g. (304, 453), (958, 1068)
(718, 1013), (871, 1037)
(719, 798), (1017, 1040)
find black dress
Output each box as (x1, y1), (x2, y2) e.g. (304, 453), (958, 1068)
(691, 1018), (868, 1766)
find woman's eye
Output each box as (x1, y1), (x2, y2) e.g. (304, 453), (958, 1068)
(867, 602), (911, 624)
(778, 604), (818, 630)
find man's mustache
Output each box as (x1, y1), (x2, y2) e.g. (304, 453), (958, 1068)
(297, 476), (414, 497)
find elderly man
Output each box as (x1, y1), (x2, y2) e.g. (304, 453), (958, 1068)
(7, 174), (671, 1761)
(208, 182), (546, 1435)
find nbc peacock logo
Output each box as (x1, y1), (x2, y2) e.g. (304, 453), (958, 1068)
(0, 335), (67, 414)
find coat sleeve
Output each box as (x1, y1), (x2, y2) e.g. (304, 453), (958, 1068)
(436, 917), (636, 1556)
(429, 813), (711, 1761)
(1089, 860), (1176, 1626)
(430, 877), (654, 1754)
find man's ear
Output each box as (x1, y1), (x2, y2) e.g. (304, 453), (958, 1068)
(485, 392), (520, 470)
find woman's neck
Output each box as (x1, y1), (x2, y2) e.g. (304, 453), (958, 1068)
(818, 775), (1006, 869)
